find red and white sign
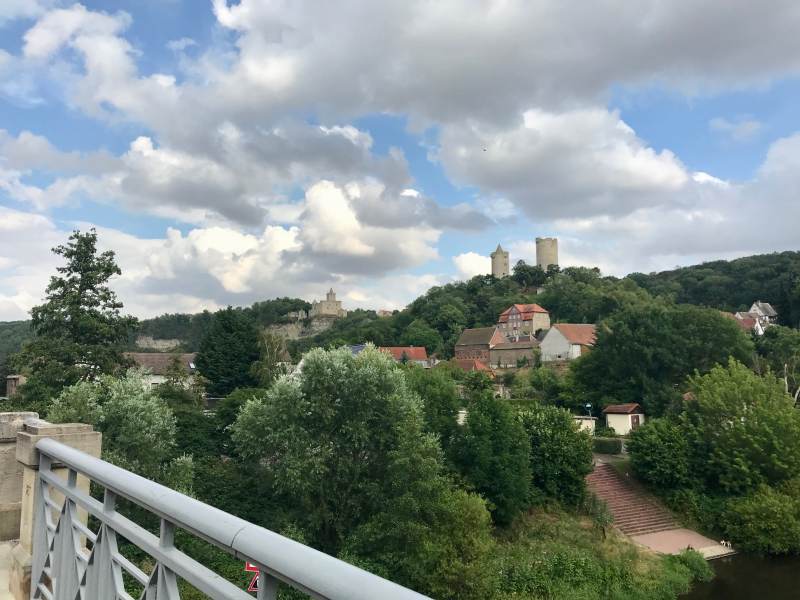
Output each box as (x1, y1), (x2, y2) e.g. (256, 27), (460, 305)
(245, 562), (259, 593)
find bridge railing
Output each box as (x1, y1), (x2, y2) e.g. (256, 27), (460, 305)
(30, 437), (429, 600)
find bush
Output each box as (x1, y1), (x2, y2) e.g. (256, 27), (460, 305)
(520, 406), (593, 506)
(627, 418), (691, 492)
(721, 485), (800, 554)
(671, 549), (714, 583)
(593, 437), (622, 455)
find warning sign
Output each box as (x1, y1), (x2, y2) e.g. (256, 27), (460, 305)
(245, 562), (259, 593)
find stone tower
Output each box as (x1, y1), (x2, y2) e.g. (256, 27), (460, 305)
(535, 237), (558, 270)
(491, 244), (510, 278)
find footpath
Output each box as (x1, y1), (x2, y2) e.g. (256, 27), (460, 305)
(587, 460), (735, 560)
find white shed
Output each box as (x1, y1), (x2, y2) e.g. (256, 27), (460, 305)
(540, 324), (596, 362)
(573, 416), (597, 434)
(602, 403), (645, 436)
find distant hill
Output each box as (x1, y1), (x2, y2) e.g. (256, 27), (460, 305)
(627, 251), (800, 327)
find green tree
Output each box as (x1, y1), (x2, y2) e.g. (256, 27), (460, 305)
(400, 318), (443, 355)
(682, 360), (800, 494)
(48, 369), (192, 490)
(573, 303), (753, 415)
(520, 406), (593, 506)
(721, 483), (800, 554)
(404, 366), (461, 451)
(196, 307), (259, 396)
(250, 330), (289, 387)
(13, 229), (137, 405)
(627, 418), (691, 492)
(452, 390), (531, 525)
(511, 260), (547, 289)
(231, 346), (493, 598)
(755, 325), (800, 403)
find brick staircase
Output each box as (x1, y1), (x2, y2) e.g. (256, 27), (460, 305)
(587, 463), (678, 536)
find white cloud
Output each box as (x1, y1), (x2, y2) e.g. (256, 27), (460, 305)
(438, 108), (689, 220)
(452, 252), (490, 279)
(709, 116), (762, 142)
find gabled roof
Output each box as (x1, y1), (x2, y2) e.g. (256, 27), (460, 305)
(752, 301), (777, 317)
(603, 403), (643, 415)
(498, 303), (549, 323)
(379, 346), (428, 361)
(454, 358), (492, 373)
(125, 353), (197, 376)
(456, 326), (501, 346)
(552, 324), (596, 346)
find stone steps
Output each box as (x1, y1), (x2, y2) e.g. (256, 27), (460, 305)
(587, 463), (678, 536)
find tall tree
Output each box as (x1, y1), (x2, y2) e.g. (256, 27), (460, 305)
(250, 330), (289, 387)
(13, 229), (137, 405)
(196, 307), (259, 397)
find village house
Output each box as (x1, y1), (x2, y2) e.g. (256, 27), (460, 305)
(497, 303), (551, 336)
(746, 300), (778, 329)
(453, 358), (494, 377)
(573, 415), (597, 434)
(489, 338), (539, 369)
(124, 352), (197, 388)
(602, 403), (645, 435)
(379, 346), (430, 368)
(454, 327), (507, 362)
(539, 324), (597, 362)
(723, 311), (764, 336)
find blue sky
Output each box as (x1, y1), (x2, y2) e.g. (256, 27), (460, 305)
(1, 1), (800, 319)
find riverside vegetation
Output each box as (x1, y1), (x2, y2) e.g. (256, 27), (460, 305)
(7, 229), (800, 597)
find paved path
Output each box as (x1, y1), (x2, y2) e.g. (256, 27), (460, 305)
(587, 461), (735, 559)
(0, 543), (12, 600)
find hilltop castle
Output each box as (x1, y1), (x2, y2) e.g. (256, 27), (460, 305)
(491, 238), (559, 278)
(309, 288), (348, 319)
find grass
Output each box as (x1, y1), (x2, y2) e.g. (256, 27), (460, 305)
(489, 506), (708, 600)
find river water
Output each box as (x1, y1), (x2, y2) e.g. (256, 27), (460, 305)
(681, 554), (800, 599)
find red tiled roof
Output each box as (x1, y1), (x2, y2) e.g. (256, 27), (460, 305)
(379, 346), (428, 361)
(720, 311), (757, 332)
(553, 323), (597, 346)
(602, 403), (643, 414)
(454, 358), (492, 373)
(124, 352), (197, 376)
(498, 303), (549, 323)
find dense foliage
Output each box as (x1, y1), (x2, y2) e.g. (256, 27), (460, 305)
(628, 360), (800, 555)
(231, 346), (494, 598)
(0, 320), (31, 395)
(572, 302), (753, 415)
(196, 307), (260, 396)
(754, 324), (800, 402)
(629, 251), (800, 327)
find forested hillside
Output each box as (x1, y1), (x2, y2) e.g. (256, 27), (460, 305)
(0, 320), (31, 393)
(628, 251), (800, 327)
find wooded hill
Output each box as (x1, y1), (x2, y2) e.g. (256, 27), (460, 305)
(1, 250), (798, 366)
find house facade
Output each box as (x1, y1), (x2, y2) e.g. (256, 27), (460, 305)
(540, 324), (597, 362)
(497, 303), (551, 336)
(489, 339), (539, 369)
(603, 403), (645, 435)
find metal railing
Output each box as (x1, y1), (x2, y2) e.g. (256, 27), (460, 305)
(30, 438), (429, 600)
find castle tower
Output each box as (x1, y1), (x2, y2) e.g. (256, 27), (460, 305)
(535, 237), (558, 270)
(490, 244), (510, 278)
(327, 288), (336, 302)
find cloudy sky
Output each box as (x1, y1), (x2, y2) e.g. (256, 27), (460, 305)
(1, 1), (800, 320)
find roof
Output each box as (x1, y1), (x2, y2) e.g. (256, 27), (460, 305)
(379, 346), (428, 361)
(124, 353), (197, 376)
(456, 326), (501, 346)
(552, 323), (597, 346)
(492, 339), (539, 350)
(753, 301), (777, 317)
(602, 403), (643, 415)
(498, 303), (549, 323)
(721, 311), (757, 332)
(454, 358), (492, 373)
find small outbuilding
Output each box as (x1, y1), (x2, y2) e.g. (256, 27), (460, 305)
(573, 415), (597, 434)
(602, 403), (645, 436)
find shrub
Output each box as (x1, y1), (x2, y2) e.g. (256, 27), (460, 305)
(671, 549), (714, 583)
(721, 485), (800, 554)
(520, 406), (593, 506)
(627, 418), (691, 492)
(592, 437), (622, 455)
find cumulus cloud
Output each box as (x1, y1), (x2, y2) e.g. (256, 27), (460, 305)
(453, 252), (491, 279)
(437, 108), (689, 219)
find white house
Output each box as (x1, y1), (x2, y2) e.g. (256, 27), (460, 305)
(602, 403), (645, 436)
(540, 324), (597, 362)
(124, 352), (197, 388)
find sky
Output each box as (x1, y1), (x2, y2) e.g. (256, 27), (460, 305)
(1, 1), (800, 320)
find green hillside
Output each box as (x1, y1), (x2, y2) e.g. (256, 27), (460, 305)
(628, 251), (800, 327)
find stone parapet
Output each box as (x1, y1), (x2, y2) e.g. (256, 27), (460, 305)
(0, 414), (38, 542)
